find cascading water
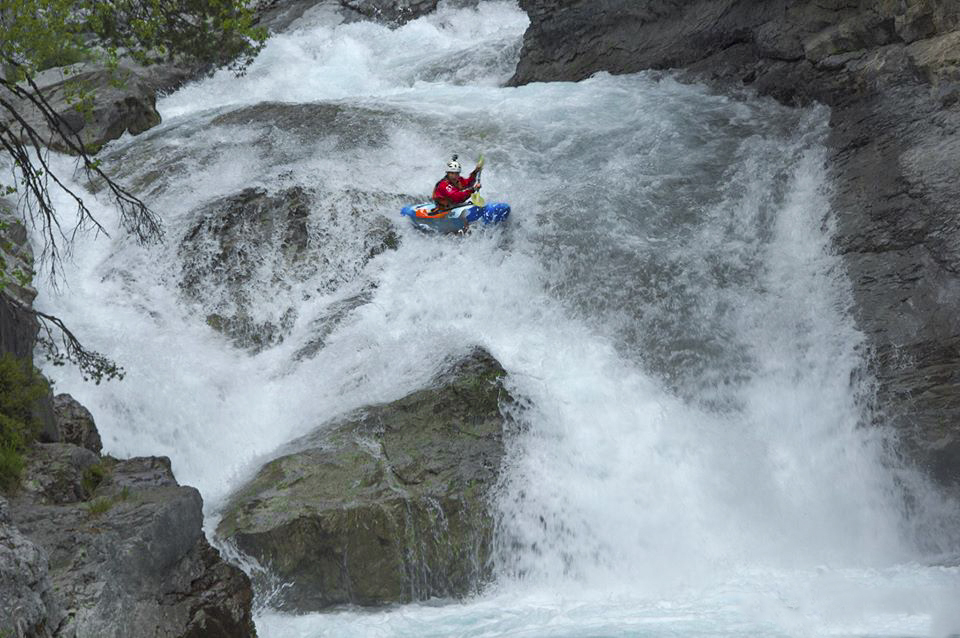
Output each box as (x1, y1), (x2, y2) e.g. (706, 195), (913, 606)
(32, 1), (960, 636)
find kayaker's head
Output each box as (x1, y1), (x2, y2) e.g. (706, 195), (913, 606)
(445, 158), (461, 175)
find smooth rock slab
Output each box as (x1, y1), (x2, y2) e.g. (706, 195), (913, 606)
(217, 348), (513, 610)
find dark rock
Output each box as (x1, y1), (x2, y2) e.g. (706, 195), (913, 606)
(53, 394), (103, 454)
(0, 200), (58, 445)
(0, 200), (39, 361)
(340, 0), (441, 25)
(217, 348), (514, 610)
(253, 0), (453, 32)
(9, 456), (257, 638)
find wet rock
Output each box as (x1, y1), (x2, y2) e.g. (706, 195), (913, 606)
(179, 186), (311, 351)
(217, 348), (514, 610)
(803, 13), (898, 63)
(292, 288), (374, 361)
(9, 453), (257, 638)
(53, 394), (103, 455)
(253, 0), (456, 32)
(178, 184), (398, 352)
(340, 0), (441, 25)
(0, 497), (59, 638)
(4, 63), (161, 155)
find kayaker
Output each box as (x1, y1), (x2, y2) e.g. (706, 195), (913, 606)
(433, 155), (483, 210)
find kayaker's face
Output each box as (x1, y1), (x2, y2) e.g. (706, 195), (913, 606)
(446, 171), (460, 181)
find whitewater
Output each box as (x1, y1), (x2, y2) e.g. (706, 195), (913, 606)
(33, 2), (960, 636)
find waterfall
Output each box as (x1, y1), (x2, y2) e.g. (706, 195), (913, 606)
(34, 2), (960, 636)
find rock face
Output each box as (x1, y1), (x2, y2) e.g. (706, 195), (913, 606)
(0, 496), (58, 638)
(5, 63), (162, 155)
(8, 451), (257, 638)
(0, 199), (40, 361)
(0, 199), (57, 443)
(217, 348), (513, 610)
(511, 0), (960, 496)
(1, 205), (255, 637)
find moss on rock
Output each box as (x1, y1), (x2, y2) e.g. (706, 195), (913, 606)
(217, 348), (513, 610)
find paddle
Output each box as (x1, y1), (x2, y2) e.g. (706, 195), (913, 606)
(470, 155), (485, 206)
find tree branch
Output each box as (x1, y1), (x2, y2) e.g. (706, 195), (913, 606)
(0, 292), (123, 383)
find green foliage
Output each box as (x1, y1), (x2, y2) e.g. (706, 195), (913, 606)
(0, 0), (268, 387)
(0, 353), (48, 491)
(0, 0), (87, 80)
(85, 495), (113, 516)
(1, 0), (267, 81)
(82, 462), (107, 493)
(85, 485), (133, 517)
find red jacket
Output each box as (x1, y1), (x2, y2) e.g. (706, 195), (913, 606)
(433, 174), (475, 207)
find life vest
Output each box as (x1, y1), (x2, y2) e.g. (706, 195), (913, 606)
(432, 174), (474, 208)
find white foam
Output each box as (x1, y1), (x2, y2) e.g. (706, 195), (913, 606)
(30, 2), (960, 637)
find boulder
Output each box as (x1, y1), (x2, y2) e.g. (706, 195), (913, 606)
(19, 443), (101, 506)
(178, 182), (398, 351)
(9, 454), (257, 638)
(53, 394), (103, 455)
(4, 63), (161, 155)
(217, 348), (513, 610)
(340, 0), (441, 25)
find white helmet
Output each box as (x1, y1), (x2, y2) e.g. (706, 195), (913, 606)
(446, 159), (462, 173)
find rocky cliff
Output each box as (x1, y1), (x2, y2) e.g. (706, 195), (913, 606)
(0, 395), (258, 638)
(511, 0), (960, 496)
(1, 195), (256, 638)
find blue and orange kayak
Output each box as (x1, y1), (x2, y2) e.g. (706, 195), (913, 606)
(400, 201), (510, 234)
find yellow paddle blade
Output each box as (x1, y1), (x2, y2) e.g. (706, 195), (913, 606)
(471, 192), (485, 206)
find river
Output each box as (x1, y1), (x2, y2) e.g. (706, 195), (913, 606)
(36, 2), (960, 636)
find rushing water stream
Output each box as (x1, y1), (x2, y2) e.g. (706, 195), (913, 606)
(33, 2), (960, 636)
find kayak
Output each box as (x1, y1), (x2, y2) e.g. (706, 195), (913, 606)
(400, 201), (510, 234)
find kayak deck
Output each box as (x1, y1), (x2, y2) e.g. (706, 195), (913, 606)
(400, 201), (510, 234)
